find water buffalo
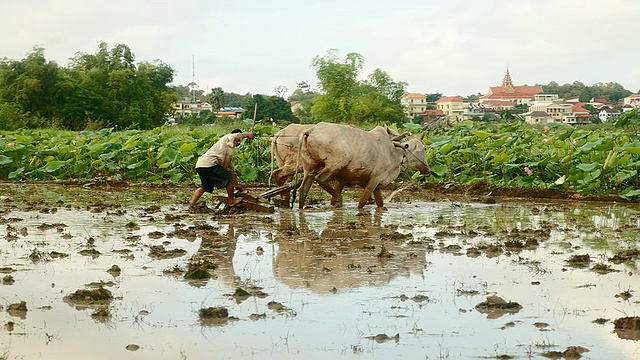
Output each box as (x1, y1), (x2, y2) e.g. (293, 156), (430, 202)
(296, 123), (430, 209)
(271, 123), (406, 205)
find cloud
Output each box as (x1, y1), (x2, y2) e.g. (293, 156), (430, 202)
(1, 0), (639, 97)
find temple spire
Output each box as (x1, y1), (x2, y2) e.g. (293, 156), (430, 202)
(502, 67), (515, 93)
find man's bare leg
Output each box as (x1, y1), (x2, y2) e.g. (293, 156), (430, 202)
(190, 187), (206, 207)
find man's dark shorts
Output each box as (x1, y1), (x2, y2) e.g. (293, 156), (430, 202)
(196, 165), (232, 193)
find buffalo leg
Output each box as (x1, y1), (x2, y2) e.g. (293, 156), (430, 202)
(298, 174), (315, 209)
(358, 180), (380, 208)
(316, 179), (342, 207)
(331, 181), (344, 207)
(373, 187), (384, 208)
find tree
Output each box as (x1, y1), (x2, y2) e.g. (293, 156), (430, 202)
(66, 41), (175, 129)
(0, 46), (63, 121)
(311, 49), (364, 123)
(187, 81), (203, 100)
(514, 103), (529, 114)
(461, 93), (481, 102)
(310, 49), (407, 125)
(207, 87), (225, 110)
(541, 81), (632, 103)
(224, 92), (253, 108)
(288, 82), (319, 123)
(425, 93), (443, 102)
(274, 85), (288, 98)
(244, 94), (294, 123)
(171, 85), (192, 98)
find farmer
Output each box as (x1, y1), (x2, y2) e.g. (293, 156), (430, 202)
(190, 129), (255, 208)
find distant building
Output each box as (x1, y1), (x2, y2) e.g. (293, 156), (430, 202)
(215, 107), (246, 119)
(435, 96), (464, 118)
(598, 108), (621, 122)
(172, 98), (214, 117)
(173, 97), (197, 117)
(422, 109), (445, 123)
(524, 111), (552, 124)
(481, 100), (516, 112)
(479, 68), (543, 105)
(401, 92), (427, 119)
(564, 104), (592, 124)
(623, 94), (640, 112)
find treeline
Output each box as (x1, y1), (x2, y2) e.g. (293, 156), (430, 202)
(178, 49), (410, 126)
(0, 46), (413, 130)
(0, 42), (176, 131)
(539, 81), (632, 103)
(2, 43), (634, 132)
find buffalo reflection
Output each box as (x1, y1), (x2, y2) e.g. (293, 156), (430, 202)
(271, 209), (426, 292)
(182, 209), (427, 293)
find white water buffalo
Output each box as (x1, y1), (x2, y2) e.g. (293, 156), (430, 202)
(270, 123), (406, 204)
(296, 123), (430, 209)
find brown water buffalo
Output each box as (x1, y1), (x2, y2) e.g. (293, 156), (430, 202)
(271, 123), (406, 204)
(296, 123), (430, 209)
(270, 124), (314, 189)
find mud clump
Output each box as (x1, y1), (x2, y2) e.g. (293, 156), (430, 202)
(6, 301), (28, 319)
(184, 260), (217, 281)
(365, 333), (399, 343)
(613, 316), (640, 340)
(147, 231), (165, 239)
(232, 287), (251, 302)
(475, 295), (522, 319)
(609, 249), (640, 264)
(614, 316), (640, 330)
(542, 346), (589, 359)
(107, 264), (121, 276)
(199, 306), (228, 319)
(267, 301), (295, 316)
(615, 290), (633, 300)
(380, 231), (412, 241)
(590, 263), (618, 275)
(226, 287), (269, 304)
(149, 244), (187, 259)
(249, 313), (267, 321)
(565, 254), (590, 268)
(79, 249), (101, 258)
(198, 306), (237, 325)
(64, 287), (113, 306)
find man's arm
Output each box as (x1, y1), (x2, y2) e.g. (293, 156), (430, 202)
(226, 132), (254, 190)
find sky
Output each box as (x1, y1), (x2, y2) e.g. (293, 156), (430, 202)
(2, 0), (639, 98)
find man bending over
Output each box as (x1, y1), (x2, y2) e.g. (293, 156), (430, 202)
(190, 129), (255, 208)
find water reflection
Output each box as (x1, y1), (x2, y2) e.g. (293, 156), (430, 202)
(272, 209), (425, 292)
(1, 200), (640, 360)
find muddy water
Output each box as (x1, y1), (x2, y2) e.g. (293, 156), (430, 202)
(1, 197), (640, 359)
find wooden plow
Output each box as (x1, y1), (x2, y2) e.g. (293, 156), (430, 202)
(214, 181), (300, 213)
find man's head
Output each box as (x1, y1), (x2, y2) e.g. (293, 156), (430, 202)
(231, 129), (242, 134)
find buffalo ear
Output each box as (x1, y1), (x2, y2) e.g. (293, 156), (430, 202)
(390, 131), (411, 142)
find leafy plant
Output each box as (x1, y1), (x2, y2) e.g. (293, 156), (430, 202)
(2, 121), (640, 198)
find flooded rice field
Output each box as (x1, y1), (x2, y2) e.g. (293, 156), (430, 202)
(1, 184), (640, 359)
